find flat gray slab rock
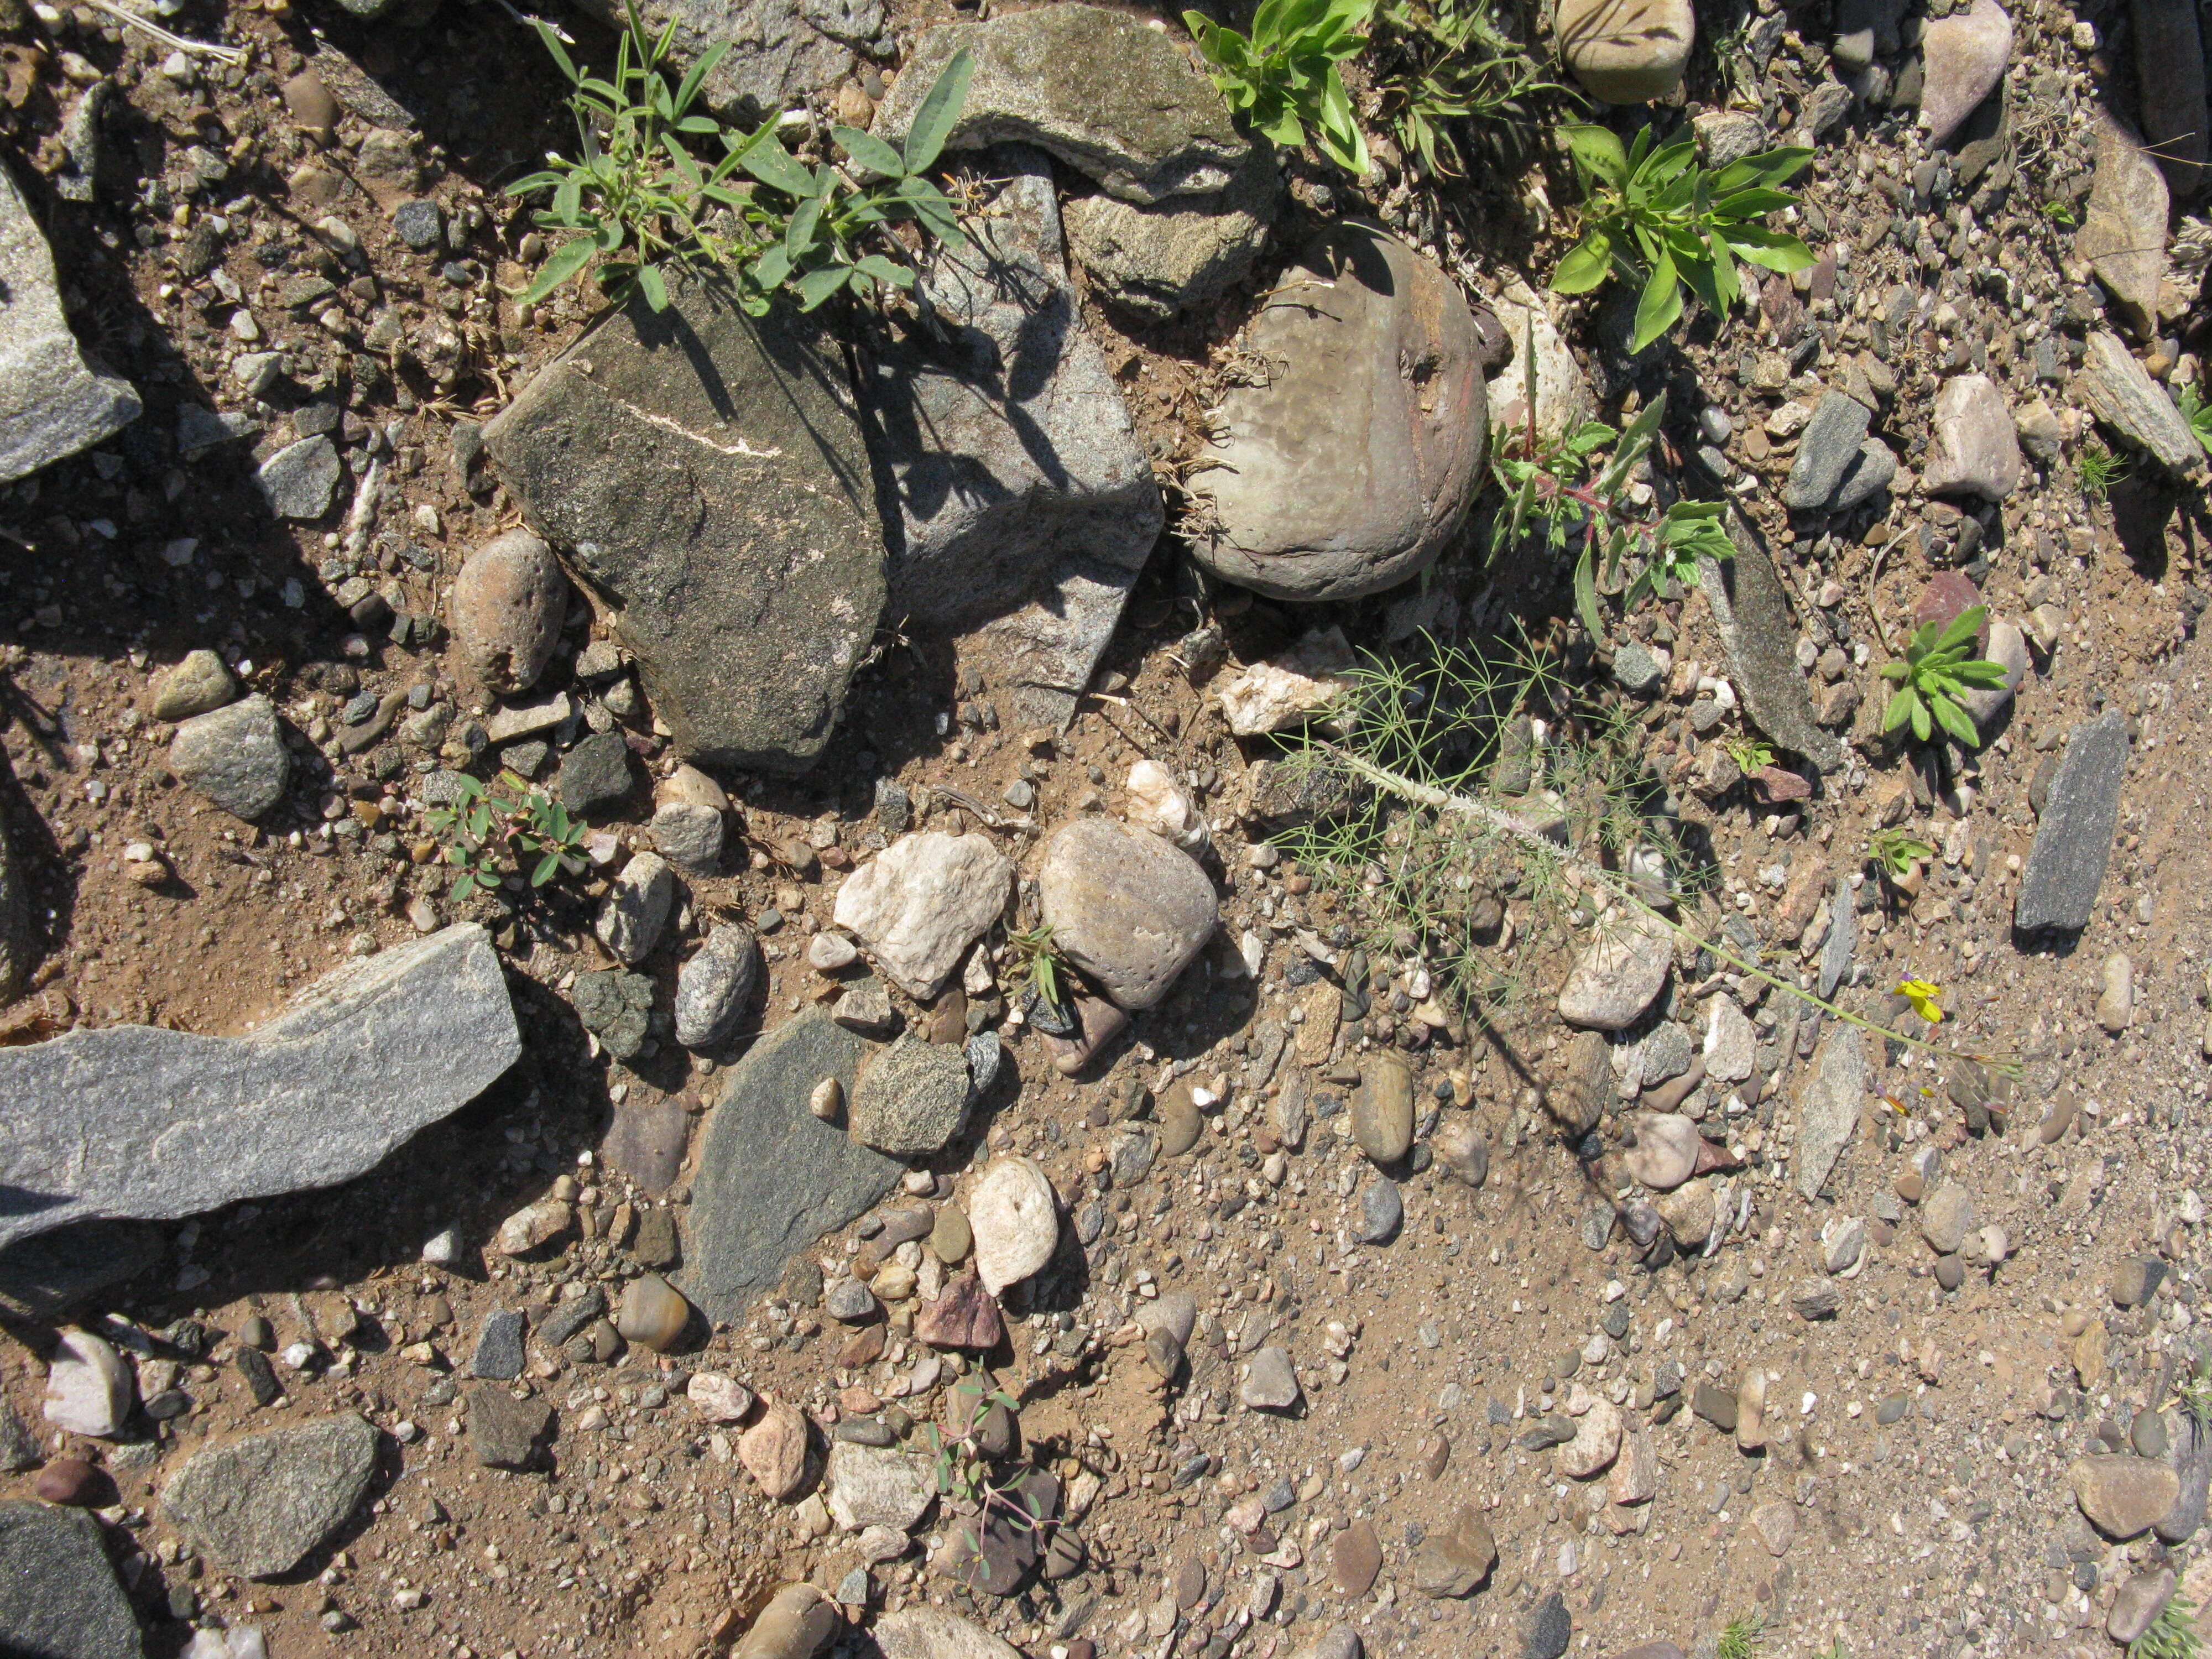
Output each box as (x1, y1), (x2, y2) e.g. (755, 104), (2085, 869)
(870, 5), (1245, 204)
(484, 286), (885, 773)
(0, 160), (139, 486)
(1187, 224), (1486, 602)
(567, 0), (882, 119)
(681, 1011), (904, 1321)
(0, 1500), (142, 1658)
(1794, 1025), (1865, 1199)
(0, 924), (519, 1249)
(1701, 515), (1847, 771)
(161, 1413), (380, 1578)
(2016, 710), (2130, 933)
(169, 693), (289, 821)
(862, 147), (1161, 728)
(2076, 116), (2169, 335)
(2075, 332), (2204, 476)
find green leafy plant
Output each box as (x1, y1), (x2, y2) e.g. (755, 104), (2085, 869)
(509, 0), (973, 313)
(425, 771), (591, 899)
(2178, 383), (2212, 459)
(2172, 1348), (2212, 1429)
(2039, 197), (2078, 228)
(1721, 735), (1775, 773)
(2078, 442), (2127, 500)
(1368, 0), (1567, 176)
(2131, 1595), (2202, 1659)
(1551, 124), (1814, 353)
(1879, 604), (2010, 745)
(1184, 0), (1374, 175)
(1488, 372), (1735, 639)
(1005, 924), (1068, 1011)
(1866, 826), (1936, 882)
(922, 1380), (1058, 1593)
(1714, 1615), (1768, 1659)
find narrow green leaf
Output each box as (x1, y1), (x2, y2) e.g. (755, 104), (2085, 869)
(636, 262), (669, 311)
(1935, 604), (1989, 655)
(1574, 543), (1603, 640)
(853, 253), (915, 286)
(533, 17), (580, 84)
(901, 47), (975, 173)
(1630, 249), (1682, 353)
(670, 39), (727, 117)
(520, 235), (599, 306)
(1725, 226), (1817, 272)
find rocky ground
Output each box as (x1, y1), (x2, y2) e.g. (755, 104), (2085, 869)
(2, 0), (2211, 1655)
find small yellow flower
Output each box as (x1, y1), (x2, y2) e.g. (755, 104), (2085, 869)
(1896, 979), (1945, 1025)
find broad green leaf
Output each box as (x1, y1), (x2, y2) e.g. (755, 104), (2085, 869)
(636, 262), (669, 311)
(1562, 123), (1626, 185)
(1881, 682), (1917, 734)
(794, 263), (852, 309)
(1725, 227), (1817, 273)
(853, 253), (915, 287)
(1551, 230), (1612, 293)
(1712, 187), (1801, 219)
(741, 138), (816, 198)
(554, 175), (582, 222)
(1677, 244), (1725, 317)
(1710, 146), (1812, 192)
(902, 47), (975, 172)
(750, 243), (791, 289)
(505, 169), (567, 196)
(520, 234), (599, 306)
(1258, 105), (1307, 147)
(785, 194), (825, 258)
(1629, 251), (1682, 352)
(836, 125), (906, 178)
(676, 114), (722, 135)
(1929, 692), (1979, 746)
(662, 138), (704, 189)
(1935, 604), (1989, 655)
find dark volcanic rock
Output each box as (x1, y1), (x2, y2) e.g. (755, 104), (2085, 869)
(2016, 711), (2129, 933)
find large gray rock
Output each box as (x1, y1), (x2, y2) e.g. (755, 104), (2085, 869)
(0, 924), (518, 1249)
(2016, 711), (2130, 933)
(1781, 391), (1871, 511)
(257, 434), (343, 520)
(681, 1012), (904, 1320)
(569, 0), (883, 119)
(450, 529), (569, 695)
(0, 1501), (142, 1659)
(873, 1606), (1023, 1659)
(849, 1033), (971, 1157)
(1556, 909), (1673, 1031)
(1187, 225), (1486, 601)
(160, 1413), (380, 1578)
(0, 160), (139, 485)
(871, 6), (1245, 204)
(169, 693), (289, 821)
(1794, 1025), (1865, 1199)
(861, 147), (1161, 728)
(1038, 817), (1217, 1010)
(1062, 143), (1277, 320)
(1701, 515), (1848, 770)
(483, 286), (885, 773)
(1918, 0), (2012, 147)
(2077, 117), (2171, 336)
(674, 922), (760, 1049)
(1556, 0), (1694, 102)
(2075, 332), (2204, 476)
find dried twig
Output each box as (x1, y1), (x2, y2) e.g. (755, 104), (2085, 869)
(80, 0), (244, 64)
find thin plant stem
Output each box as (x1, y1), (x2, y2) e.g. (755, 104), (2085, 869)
(1321, 744), (2018, 1076)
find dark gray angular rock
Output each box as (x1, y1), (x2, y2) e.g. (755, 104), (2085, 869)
(471, 1308), (526, 1380)
(1522, 1590), (1572, 1659)
(559, 730), (635, 816)
(1782, 392), (1872, 510)
(2016, 711), (2129, 933)
(392, 199), (444, 250)
(572, 968), (653, 1061)
(1828, 437), (1898, 512)
(539, 1287), (607, 1348)
(484, 286), (885, 773)
(681, 1012), (904, 1320)
(568, 0), (883, 119)
(1354, 1178), (1402, 1244)
(849, 1032), (971, 1156)
(1062, 142), (1277, 320)
(870, 5), (1246, 204)
(1701, 515), (1846, 770)
(0, 925), (518, 1249)
(2077, 116), (2171, 335)
(0, 161), (139, 486)
(468, 1388), (553, 1469)
(0, 1501), (142, 1658)
(861, 147), (1162, 728)
(160, 1413), (379, 1578)
(1187, 224), (1487, 602)
(256, 434), (343, 520)
(169, 694), (289, 821)
(2158, 1407), (2212, 1542)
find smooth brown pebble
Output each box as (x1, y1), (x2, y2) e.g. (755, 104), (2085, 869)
(615, 1272), (691, 1352)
